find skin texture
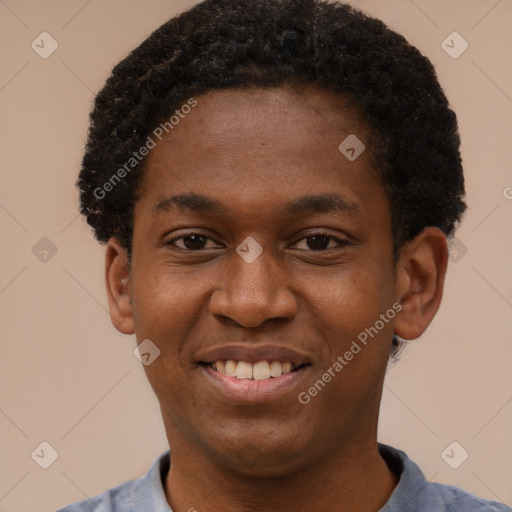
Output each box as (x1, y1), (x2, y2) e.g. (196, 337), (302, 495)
(105, 86), (448, 512)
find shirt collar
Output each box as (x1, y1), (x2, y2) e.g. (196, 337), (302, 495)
(377, 443), (429, 511)
(139, 444), (419, 511)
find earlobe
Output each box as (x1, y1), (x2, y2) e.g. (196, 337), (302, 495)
(105, 238), (134, 335)
(393, 227), (448, 341)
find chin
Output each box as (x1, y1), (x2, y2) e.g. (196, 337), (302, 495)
(205, 428), (310, 477)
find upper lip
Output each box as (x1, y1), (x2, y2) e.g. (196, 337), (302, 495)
(196, 344), (312, 366)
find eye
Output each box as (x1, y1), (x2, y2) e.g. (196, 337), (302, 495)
(166, 232), (349, 252)
(168, 234), (221, 251)
(294, 234), (348, 251)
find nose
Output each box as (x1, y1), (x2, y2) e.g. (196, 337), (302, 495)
(209, 247), (298, 328)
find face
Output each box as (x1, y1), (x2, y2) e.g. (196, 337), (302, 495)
(123, 86), (401, 475)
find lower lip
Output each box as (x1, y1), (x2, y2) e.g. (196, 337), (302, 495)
(201, 364), (310, 403)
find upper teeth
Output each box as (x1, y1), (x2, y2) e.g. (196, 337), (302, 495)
(211, 360), (295, 380)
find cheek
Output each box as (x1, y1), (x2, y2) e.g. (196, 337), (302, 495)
(131, 263), (205, 336)
(131, 269), (201, 412)
(301, 262), (397, 396)
(129, 263), (220, 386)
(309, 260), (394, 329)
(299, 268), (395, 417)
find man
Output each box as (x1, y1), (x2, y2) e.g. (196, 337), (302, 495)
(57, 0), (510, 510)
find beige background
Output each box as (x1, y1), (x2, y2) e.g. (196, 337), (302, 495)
(0, 0), (511, 511)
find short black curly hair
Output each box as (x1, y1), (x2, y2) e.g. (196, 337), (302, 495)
(79, 0), (466, 257)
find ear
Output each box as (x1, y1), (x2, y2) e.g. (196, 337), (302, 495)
(105, 238), (134, 335)
(393, 227), (448, 341)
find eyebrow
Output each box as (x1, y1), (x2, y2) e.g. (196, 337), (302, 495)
(154, 192), (361, 217)
(155, 193), (225, 214)
(286, 193), (361, 216)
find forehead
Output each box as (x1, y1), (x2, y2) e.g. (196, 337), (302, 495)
(136, 86), (385, 222)
(155, 86), (367, 153)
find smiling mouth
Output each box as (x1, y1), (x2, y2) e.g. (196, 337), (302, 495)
(202, 360), (310, 380)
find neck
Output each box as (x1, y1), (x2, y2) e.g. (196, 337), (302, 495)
(164, 435), (398, 512)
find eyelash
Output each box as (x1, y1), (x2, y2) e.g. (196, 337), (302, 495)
(166, 233), (350, 252)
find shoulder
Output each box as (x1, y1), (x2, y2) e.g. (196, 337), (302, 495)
(54, 478), (135, 512)
(425, 482), (511, 512)
(54, 451), (171, 512)
(378, 444), (510, 512)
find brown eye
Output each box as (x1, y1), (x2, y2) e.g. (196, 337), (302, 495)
(294, 234), (347, 251)
(170, 234), (217, 250)
(182, 235), (207, 250)
(306, 235), (331, 251)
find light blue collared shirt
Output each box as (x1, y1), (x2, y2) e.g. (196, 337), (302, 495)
(56, 444), (510, 512)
